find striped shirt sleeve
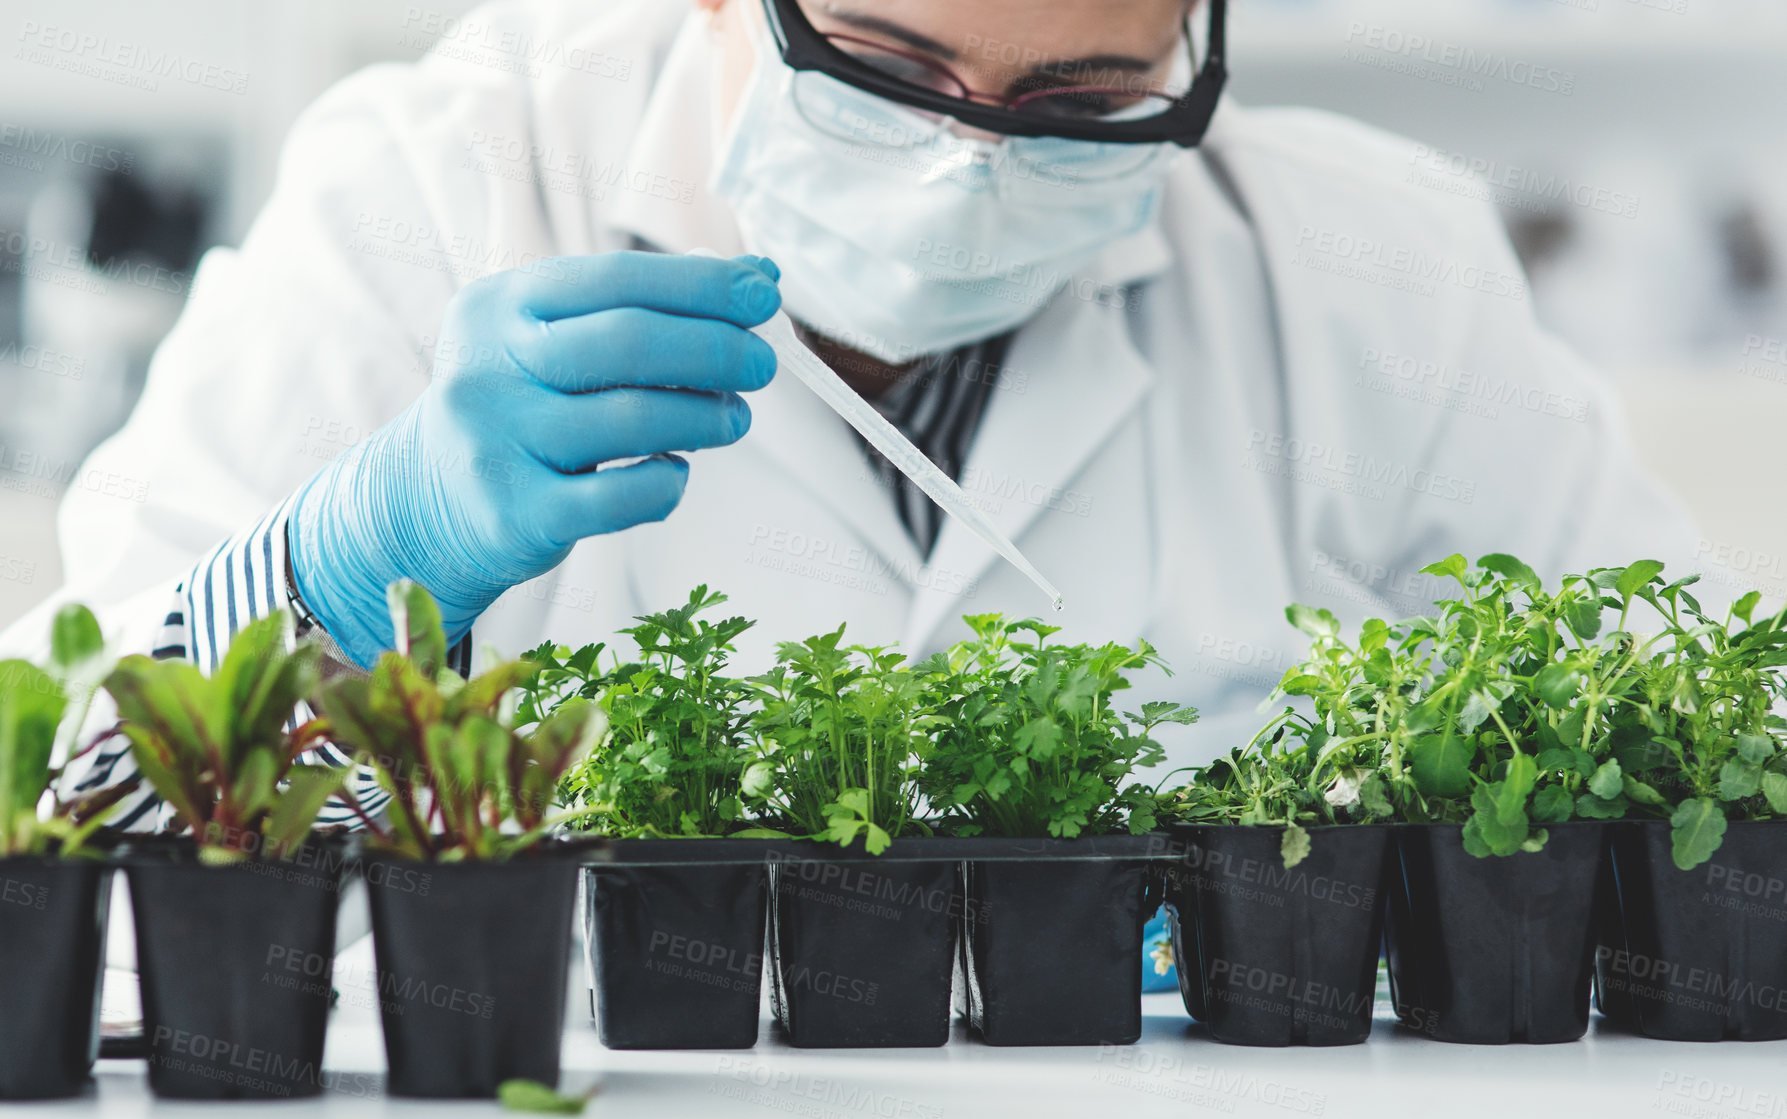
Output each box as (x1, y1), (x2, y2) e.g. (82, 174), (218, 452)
(69, 495), (471, 832)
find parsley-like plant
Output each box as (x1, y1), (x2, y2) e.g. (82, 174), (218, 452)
(543, 586), (758, 838)
(741, 628), (934, 854)
(917, 615), (1195, 838)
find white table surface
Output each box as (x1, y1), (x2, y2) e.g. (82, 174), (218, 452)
(12, 932), (1787, 1119)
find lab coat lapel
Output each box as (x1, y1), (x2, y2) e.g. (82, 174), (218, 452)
(903, 227), (1169, 653)
(739, 362), (929, 580)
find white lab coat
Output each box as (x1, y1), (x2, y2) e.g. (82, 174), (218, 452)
(0, 0), (1699, 769)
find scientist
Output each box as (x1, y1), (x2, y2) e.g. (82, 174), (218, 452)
(4, 0), (1695, 843)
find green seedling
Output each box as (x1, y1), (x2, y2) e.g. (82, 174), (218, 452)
(1156, 554), (1752, 865)
(105, 610), (343, 864)
(1, 604), (129, 857)
(917, 614), (1195, 839)
(542, 586), (757, 838)
(740, 627), (935, 854)
(314, 581), (605, 862)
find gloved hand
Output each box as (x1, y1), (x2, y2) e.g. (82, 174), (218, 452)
(289, 251), (782, 667)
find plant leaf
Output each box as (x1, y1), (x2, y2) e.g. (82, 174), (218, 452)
(1409, 736), (1475, 798)
(1718, 758), (1762, 801)
(1281, 823), (1311, 868)
(1761, 772), (1787, 815)
(389, 579), (448, 680)
(1468, 782), (1529, 856)
(1670, 798), (1728, 870)
(1534, 665), (1580, 710)
(1531, 785), (1574, 824)
(1478, 554), (1541, 593)
(1574, 793), (1630, 820)
(1490, 753), (1538, 827)
(1588, 759), (1624, 800)
(1403, 699), (1444, 736)
(49, 604), (104, 673)
(1285, 604), (1339, 639)
(1615, 560), (1666, 601)
(1458, 690), (1497, 734)
(1420, 554), (1469, 583)
(0, 661), (66, 840)
(1735, 735), (1775, 765)
(263, 766), (348, 858)
(1566, 600), (1602, 640)
(498, 1079), (589, 1116)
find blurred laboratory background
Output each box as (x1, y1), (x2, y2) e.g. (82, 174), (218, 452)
(2, 0), (1786, 629)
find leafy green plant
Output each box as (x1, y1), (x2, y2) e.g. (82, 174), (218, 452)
(917, 615), (1195, 838)
(1159, 554), (1688, 862)
(104, 611), (345, 864)
(1161, 553), (1787, 869)
(1588, 579), (1787, 869)
(314, 581), (606, 862)
(541, 586), (757, 838)
(1, 604), (128, 857)
(740, 628), (935, 854)
(1155, 726), (1396, 868)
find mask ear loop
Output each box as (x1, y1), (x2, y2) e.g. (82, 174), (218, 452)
(709, 0), (780, 170)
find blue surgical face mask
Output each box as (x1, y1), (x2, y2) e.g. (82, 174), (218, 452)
(711, 16), (1182, 364)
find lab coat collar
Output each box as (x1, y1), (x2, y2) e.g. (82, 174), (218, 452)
(901, 274), (1160, 651)
(606, 15), (1176, 643)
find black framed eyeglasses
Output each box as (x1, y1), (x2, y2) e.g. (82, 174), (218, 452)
(761, 0), (1227, 148)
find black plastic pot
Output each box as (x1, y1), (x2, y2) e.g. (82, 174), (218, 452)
(767, 848), (956, 1048)
(1163, 825), (1390, 1046)
(1596, 818), (1787, 1040)
(584, 862), (767, 1049)
(365, 851), (577, 1097)
(126, 841), (346, 1098)
(1385, 821), (1604, 1043)
(960, 857), (1153, 1045)
(0, 858), (113, 1099)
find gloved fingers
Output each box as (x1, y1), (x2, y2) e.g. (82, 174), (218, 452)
(517, 307), (777, 395)
(508, 251), (781, 327)
(520, 387), (752, 474)
(536, 453), (691, 546)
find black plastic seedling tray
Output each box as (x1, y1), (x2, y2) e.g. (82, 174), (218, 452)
(122, 839), (345, 1099)
(584, 863), (768, 1049)
(0, 858), (113, 1099)
(571, 835), (1170, 1049)
(769, 851), (956, 1048)
(1162, 825), (1391, 1047)
(1596, 819), (1787, 1040)
(1386, 822), (1604, 1044)
(364, 851), (577, 1098)
(962, 858), (1156, 1045)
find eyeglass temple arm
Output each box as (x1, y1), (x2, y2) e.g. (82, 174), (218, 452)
(1203, 0), (1228, 68)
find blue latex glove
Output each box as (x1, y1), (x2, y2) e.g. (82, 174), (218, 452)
(290, 251), (782, 667)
